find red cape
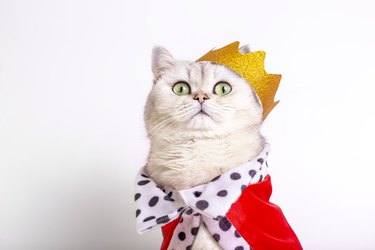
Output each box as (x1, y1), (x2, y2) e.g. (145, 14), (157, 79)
(161, 176), (302, 250)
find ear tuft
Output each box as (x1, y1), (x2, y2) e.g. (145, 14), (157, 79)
(151, 46), (175, 82)
(239, 44), (251, 54)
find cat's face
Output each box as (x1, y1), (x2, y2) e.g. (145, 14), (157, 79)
(144, 46), (263, 139)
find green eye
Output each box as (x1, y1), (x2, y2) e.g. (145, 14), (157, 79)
(172, 82), (190, 95)
(214, 82), (232, 96)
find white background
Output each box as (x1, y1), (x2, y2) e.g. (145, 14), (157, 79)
(0, 0), (374, 249)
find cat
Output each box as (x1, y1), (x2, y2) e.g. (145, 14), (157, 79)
(143, 44), (265, 250)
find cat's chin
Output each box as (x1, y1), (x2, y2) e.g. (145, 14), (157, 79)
(187, 112), (216, 131)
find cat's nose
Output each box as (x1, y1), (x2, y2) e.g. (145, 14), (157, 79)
(193, 92), (209, 103)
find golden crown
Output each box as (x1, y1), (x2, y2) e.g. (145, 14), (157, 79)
(196, 41), (281, 120)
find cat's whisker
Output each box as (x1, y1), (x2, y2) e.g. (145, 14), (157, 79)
(146, 111), (176, 121)
(202, 106), (225, 119)
(148, 104), (194, 134)
(209, 103), (235, 111)
(155, 103), (191, 112)
(221, 104), (237, 109)
(147, 114), (178, 135)
(148, 111), (191, 140)
(151, 119), (180, 146)
(148, 117), (180, 139)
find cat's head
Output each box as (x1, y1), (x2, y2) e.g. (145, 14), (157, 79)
(144, 45), (263, 140)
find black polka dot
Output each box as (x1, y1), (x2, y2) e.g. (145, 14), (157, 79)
(141, 174), (149, 178)
(234, 230), (241, 238)
(196, 200), (209, 210)
(186, 208), (193, 215)
(214, 215), (223, 221)
(211, 175), (220, 182)
(134, 193), (141, 201)
(230, 172), (241, 180)
(259, 175), (263, 182)
(193, 213), (200, 216)
(191, 227), (199, 236)
(249, 169), (257, 178)
(217, 190), (228, 197)
(164, 195), (175, 202)
(194, 191), (202, 197)
(213, 233), (220, 242)
(219, 217), (232, 231)
(136, 209), (141, 217)
(257, 158), (264, 164)
(186, 246), (192, 250)
(137, 180), (150, 186)
(178, 232), (186, 241)
(180, 217), (184, 223)
(143, 216), (155, 222)
(148, 196), (159, 207)
(178, 207), (185, 213)
(235, 246), (244, 250)
(167, 191), (173, 197)
(241, 185), (246, 192)
(156, 215), (170, 224)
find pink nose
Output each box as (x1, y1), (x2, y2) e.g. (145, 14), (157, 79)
(193, 93), (209, 103)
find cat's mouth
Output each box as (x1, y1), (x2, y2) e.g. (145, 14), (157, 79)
(194, 109), (210, 117)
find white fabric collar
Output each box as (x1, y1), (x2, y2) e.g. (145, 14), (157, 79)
(135, 144), (270, 249)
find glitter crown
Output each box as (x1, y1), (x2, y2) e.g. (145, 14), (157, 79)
(196, 41), (281, 120)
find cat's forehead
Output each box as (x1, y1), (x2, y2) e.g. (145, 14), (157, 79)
(170, 61), (238, 87)
(188, 61), (226, 77)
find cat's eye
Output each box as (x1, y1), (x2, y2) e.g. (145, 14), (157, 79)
(172, 82), (191, 96)
(214, 82), (232, 96)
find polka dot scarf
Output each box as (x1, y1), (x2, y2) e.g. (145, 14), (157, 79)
(135, 145), (270, 250)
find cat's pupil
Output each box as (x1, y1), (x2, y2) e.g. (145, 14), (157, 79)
(179, 86), (183, 93)
(222, 86), (226, 93)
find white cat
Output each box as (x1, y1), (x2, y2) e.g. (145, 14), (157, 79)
(144, 45), (265, 250)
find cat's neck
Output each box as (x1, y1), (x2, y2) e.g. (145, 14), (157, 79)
(146, 127), (265, 190)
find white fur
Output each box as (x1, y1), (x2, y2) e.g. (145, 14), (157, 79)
(144, 45), (265, 249)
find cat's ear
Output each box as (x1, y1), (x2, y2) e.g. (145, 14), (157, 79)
(151, 46), (175, 82)
(239, 44), (251, 54)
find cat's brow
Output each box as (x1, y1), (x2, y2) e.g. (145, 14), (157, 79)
(200, 62), (205, 82)
(203, 61), (241, 80)
(186, 65), (191, 79)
